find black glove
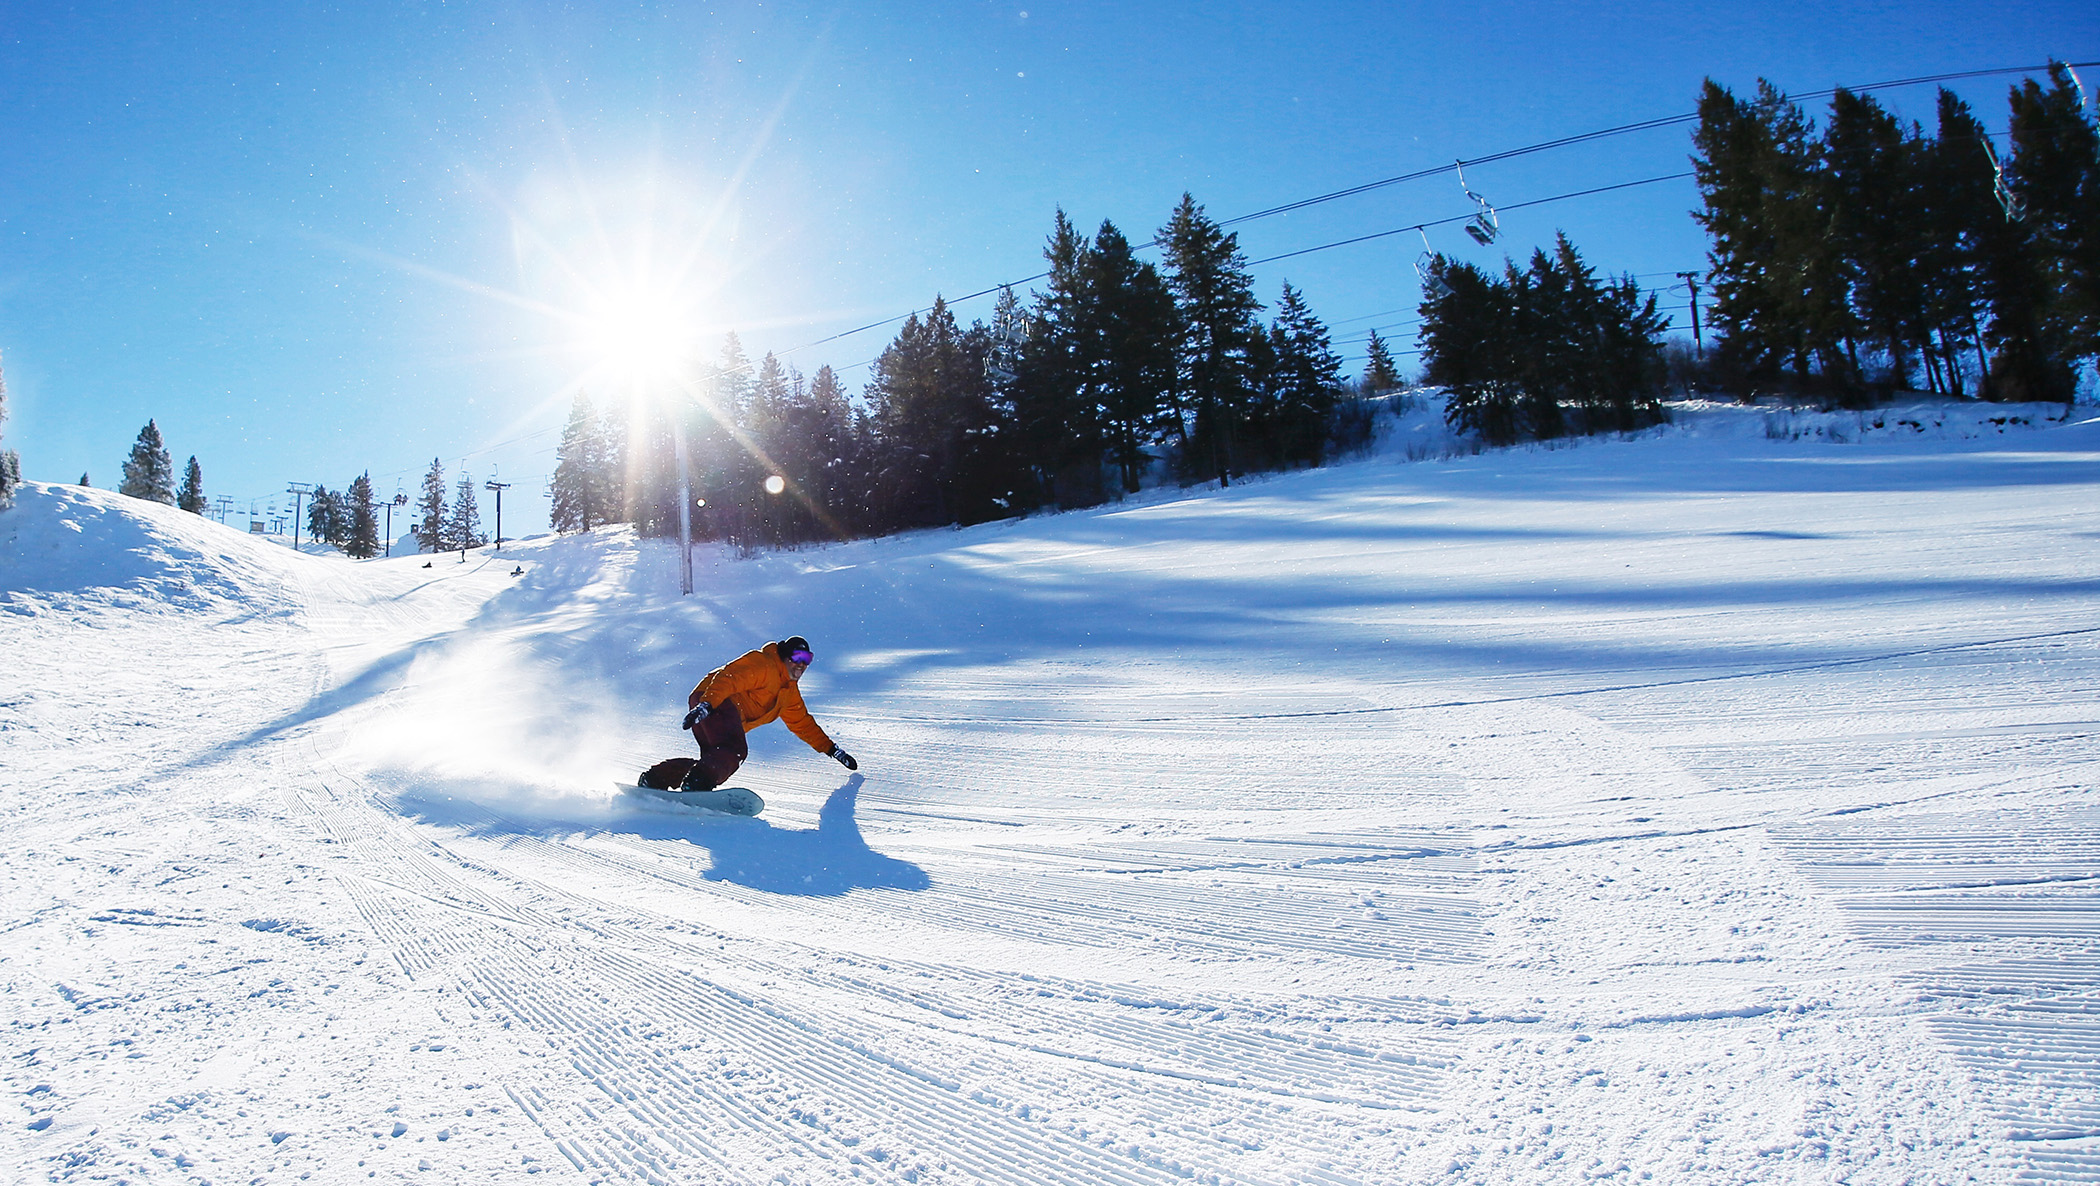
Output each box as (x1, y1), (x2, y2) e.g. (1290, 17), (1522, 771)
(828, 746), (858, 771)
(681, 702), (711, 730)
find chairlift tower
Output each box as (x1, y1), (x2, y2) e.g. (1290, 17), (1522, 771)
(672, 422), (694, 595)
(1677, 272), (1704, 359)
(383, 492), (407, 557)
(285, 482), (314, 552)
(483, 478), (511, 553)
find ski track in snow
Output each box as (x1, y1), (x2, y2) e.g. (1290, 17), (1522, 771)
(4, 401), (2099, 1184)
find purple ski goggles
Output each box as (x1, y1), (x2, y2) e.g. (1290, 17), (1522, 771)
(787, 648), (814, 665)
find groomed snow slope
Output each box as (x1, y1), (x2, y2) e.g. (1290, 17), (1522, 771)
(3, 401), (2097, 1185)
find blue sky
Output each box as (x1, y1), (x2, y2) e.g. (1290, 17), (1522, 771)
(2, 1), (2092, 536)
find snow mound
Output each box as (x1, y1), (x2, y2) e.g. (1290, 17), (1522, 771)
(0, 480), (311, 618)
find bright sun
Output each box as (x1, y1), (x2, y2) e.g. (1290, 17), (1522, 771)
(578, 289), (697, 386)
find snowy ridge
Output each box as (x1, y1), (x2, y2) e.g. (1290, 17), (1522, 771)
(0, 482), (312, 617)
(3, 399), (2098, 1183)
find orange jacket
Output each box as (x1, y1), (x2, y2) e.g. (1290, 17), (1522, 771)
(690, 642), (835, 754)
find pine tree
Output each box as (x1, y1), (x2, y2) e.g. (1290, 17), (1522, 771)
(0, 351), (17, 512)
(747, 353), (794, 548)
(1012, 209), (1102, 506)
(446, 475), (485, 550)
(1362, 330), (1401, 395)
(1824, 88), (1934, 389)
(1532, 235), (1670, 432)
(1421, 254), (1526, 445)
(1157, 193), (1262, 485)
(414, 458), (448, 552)
(119, 420), (176, 503)
(79, 473), (90, 487)
(1920, 90), (1999, 397)
(982, 286), (1038, 510)
(699, 334), (762, 547)
(1421, 235), (1667, 444)
(790, 364), (867, 538)
(1692, 80), (1857, 397)
(1261, 282), (1345, 467)
(550, 394), (613, 533)
(307, 486), (346, 547)
(865, 298), (1013, 530)
(1089, 222), (1178, 495)
(2001, 63), (2099, 399)
(176, 456), (205, 513)
(345, 472), (380, 559)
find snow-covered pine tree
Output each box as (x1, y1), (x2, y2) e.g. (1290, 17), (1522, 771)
(307, 486), (341, 546)
(414, 458), (447, 553)
(445, 475), (485, 550)
(345, 472), (380, 559)
(0, 350), (17, 511)
(549, 394), (610, 533)
(120, 420), (176, 503)
(176, 457), (205, 513)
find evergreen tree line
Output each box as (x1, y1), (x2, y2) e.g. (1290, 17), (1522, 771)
(550, 193), (1376, 546)
(1418, 234), (1672, 446)
(1692, 63), (2099, 404)
(300, 473), (386, 558)
(413, 458), (489, 553)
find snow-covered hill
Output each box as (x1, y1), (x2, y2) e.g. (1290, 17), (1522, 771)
(4, 400), (2098, 1185)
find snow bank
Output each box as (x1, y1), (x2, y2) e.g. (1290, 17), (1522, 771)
(0, 480), (311, 618)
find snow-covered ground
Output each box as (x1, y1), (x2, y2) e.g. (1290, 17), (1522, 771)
(4, 398), (2097, 1185)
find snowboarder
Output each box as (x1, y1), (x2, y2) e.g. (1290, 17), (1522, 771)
(639, 636), (858, 793)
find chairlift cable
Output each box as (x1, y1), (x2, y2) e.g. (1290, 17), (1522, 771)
(1219, 60), (2097, 229)
(1247, 172), (1695, 268)
(634, 61), (2096, 396)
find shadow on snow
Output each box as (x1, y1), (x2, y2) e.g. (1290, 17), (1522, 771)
(391, 775), (930, 899)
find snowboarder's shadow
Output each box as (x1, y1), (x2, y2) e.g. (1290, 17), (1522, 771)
(682, 775), (930, 898)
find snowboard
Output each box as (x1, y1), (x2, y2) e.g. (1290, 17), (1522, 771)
(618, 781), (765, 817)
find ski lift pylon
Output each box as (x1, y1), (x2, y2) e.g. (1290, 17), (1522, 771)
(1455, 160), (1499, 246)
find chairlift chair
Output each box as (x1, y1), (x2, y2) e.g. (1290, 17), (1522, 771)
(1413, 227), (1456, 299)
(1454, 160), (1500, 246)
(1979, 134), (2024, 221)
(984, 317), (1030, 384)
